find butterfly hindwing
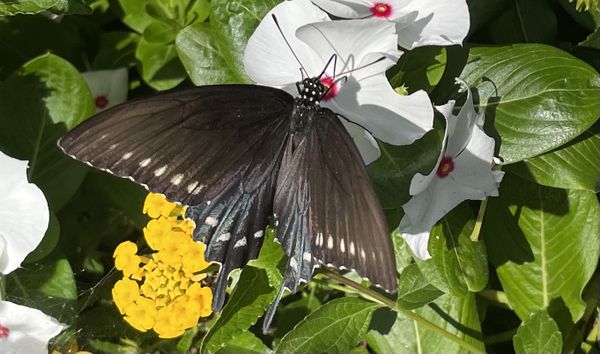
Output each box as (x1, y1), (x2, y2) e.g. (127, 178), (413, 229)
(59, 85), (295, 309)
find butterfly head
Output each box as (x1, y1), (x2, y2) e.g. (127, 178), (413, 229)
(296, 77), (326, 108)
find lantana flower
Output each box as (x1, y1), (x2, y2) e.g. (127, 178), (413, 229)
(0, 300), (66, 354)
(81, 68), (128, 112)
(0, 151), (49, 274)
(244, 0), (434, 163)
(112, 193), (213, 338)
(399, 82), (504, 260)
(311, 0), (470, 49)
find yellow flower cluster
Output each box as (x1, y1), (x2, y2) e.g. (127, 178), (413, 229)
(112, 193), (213, 338)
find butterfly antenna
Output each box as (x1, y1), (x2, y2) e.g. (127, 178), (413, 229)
(337, 56), (386, 76)
(320, 76), (347, 101)
(318, 54), (338, 79)
(272, 14), (307, 74)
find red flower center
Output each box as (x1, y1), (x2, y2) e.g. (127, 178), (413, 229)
(319, 76), (340, 101)
(436, 156), (455, 178)
(95, 95), (109, 109)
(370, 2), (393, 18)
(0, 323), (9, 339)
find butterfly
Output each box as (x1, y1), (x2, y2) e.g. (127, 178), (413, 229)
(59, 68), (398, 329)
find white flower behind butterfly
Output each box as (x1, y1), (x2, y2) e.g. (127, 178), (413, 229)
(82, 68), (128, 112)
(311, 0), (470, 49)
(399, 83), (504, 260)
(244, 0), (434, 164)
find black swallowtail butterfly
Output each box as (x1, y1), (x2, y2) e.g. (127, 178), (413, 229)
(59, 67), (398, 330)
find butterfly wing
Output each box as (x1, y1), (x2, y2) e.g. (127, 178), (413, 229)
(274, 109), (397, 293)
(59, 84), (294, 309)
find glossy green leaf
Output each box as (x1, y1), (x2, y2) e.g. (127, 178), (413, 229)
(0, 0), (90, 16)
(366, 294), (484, 353)
(488, 0), (557, 44)
(216, 332), (271, 354)
(388, 46), (446, 94)
(143, 21), (177, 44)
(274, 293), (322, 338)
(176, 22), (247, 85)
(118, 0), (157, 33)
(276, 297), (380, 353)
(417, 203), (488, 296)
(482, 173), (600, 323)
(391, 230), (415, 274)
(135, 38), (186, 90)
(93, 31), (140, 70)
(0, 53), (93, 210)
(367, 121), (444, 227)
(513, 309), (563, 354)
(506, 124), (600, 192)
(460, 44), (600, 164)
(397, 263), (443, 310)
(201, 230), (284, 353)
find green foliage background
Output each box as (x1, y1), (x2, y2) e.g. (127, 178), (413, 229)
(0, 0), (599, 353)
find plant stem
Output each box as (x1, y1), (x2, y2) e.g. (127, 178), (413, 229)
(319, 268), (483, 353)
(470, 199), (488, 241)
(478, 289), (512, 309)
(0, 274), (5, 301)
(484, 328), (517, 344)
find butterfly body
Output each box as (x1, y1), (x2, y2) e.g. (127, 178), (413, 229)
(59, 81), (397, 316)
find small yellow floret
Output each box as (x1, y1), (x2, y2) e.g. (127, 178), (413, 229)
(143, 193), (178, 219)
(112, 278), (141, 314)
(124, 297), (157, 332)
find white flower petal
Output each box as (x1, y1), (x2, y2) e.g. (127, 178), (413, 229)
(311, 0), (372, 18)
(0, 301), (66, 354)
(340, 119), (381, 165)
(398, 215), (431, 260)
(444, 89), (479, 158)
(244, 0), (329, 87)
(0, 151), (49, 274)
(82, 68), (128, 112)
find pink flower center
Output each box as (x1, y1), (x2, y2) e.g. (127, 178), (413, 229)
(320, 76), (340, 101)
(436, 156), (455, 178)
(0, 323), (9, 339)
(95, 95), (109, 109)
(370, 2), (393, 18)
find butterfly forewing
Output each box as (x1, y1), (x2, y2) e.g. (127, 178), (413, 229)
(274, 108), (397, 292)
(59, 84), (295, 309)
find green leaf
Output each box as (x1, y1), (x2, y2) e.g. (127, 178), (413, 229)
(276, 297), (380, 353)
(0, 0), (91, 16)
(391, 231), (414, 274)
(23, 213), (60, 263)
(366, 293), (484, 353)
(416, 203), (489, 296)
(176, 22), (247, 85)
(274, 293), (322, 337)
(216, 332), (271, 354)
(143, 21), (177, 44)
(93, 31), (141, 70)
(466, 0), (512, 35)
(460, 44), (600, 164)
(482, 173), (600, 323)
(6, 256), (78, 323)
(505, 124), (600, 192)
(388, 46), (447, 94)
(488, 0), (557, 44)
(367, 121), (444, 227)
(201, 230), (284, 353)
(135, 38), (186, 90)
(0, 53), (93, 210)
(397, 263), (443, 310)
(118, 0), (157, 33)
(513, 310), (563, 354)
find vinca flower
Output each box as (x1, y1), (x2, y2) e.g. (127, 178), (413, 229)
(0, 301), (66, 354)
(81, 68), (128, 112)
(311, 0), (470, 49)
(112, 193), (213, 338)
(0, 151), (49, 275)
(399, 83), (504, 260)
(244, 0), (434, 164)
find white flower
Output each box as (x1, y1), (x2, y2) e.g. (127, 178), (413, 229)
(244, 0), (434, 164)
(311, 0), (470, 49)
(0, 151), (49, 274)
(399, 82), (504, 260)
(81, 68), (128, 112)
(0, 300), (66, 354)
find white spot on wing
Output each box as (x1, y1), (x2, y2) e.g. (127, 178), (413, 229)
(316, 232), (323, 247)
(217, 233), (230, 242)
(350, 241), (356, 256)
(154, 165), (168, 177)
(327, 235), (334, 250)
(187, 181), (199, 193)
(192, 184), (205, 195)
(254, 230), (264, 239)
(139, 158), (151, 167)
(303, 252), (312, 262)
(122, 152), (133, 160)
(360, 248), (366, 260)
(204, 216), (218, 227)
(290, 257), (298, 270)
(234, 237), (247, 249)
(171, 173), (184, 186)
(340, 239), (345, 253)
